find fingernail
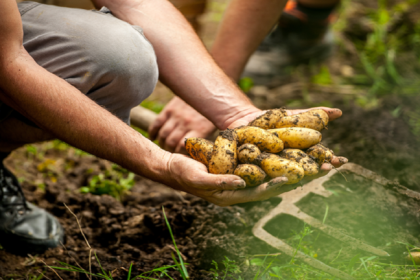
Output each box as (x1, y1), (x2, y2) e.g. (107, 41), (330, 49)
(268, 177), (288, 188)
(233, 180), (246, 188)
(323, 163), (332, 171)
(339, 157), (348, 164)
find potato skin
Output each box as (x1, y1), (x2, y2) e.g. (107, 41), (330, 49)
(238, 144), (261, 164)
(257, 153), (304, 185)
(185, 138), (214, 167)
(279, 149), (319, 176)
(306, 144), (334, 165)
(248, 108), (287, 129)
(209, 129), (238, 174)
(234, 164), (266, 187)
(235, 126), (284, 153)
(269, 127), (322, 149)
(273, 109), (329, 131)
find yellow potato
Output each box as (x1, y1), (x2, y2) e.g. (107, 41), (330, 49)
(273, 109), (329, 131)
(238, 143), (261, 164)
(209, 129), (238, 174)
(279, 149), (319, 176)
(235, 126), (284, 153)
(306, 144), (334, 165)
(234, 164), (266, 187)
(257, 153), (304, 185)
(185, 138), (214, 167)
(248, 108), (287, 129)
(269, 127), (322, 149)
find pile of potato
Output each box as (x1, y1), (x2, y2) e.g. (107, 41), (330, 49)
(186, 109), (337, 187)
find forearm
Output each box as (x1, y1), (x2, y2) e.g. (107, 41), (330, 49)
(93, 0), (258, 129)
(211, 0), (286, 81)
(0, 49), (171, 185)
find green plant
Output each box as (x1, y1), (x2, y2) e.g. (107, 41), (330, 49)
(162, 206), (189, 279)
(80, 165), (135, 200)
(238, 77), (254, 92)
(210, 257), (242, 280)
(50, 253), (186, 279)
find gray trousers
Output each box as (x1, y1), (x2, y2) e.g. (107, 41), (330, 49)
(0, 2), (159, 125)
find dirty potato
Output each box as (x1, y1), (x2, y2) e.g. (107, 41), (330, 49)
(257, 153), (304, 184)
(185, 138), (214, 167)
(273, 109), (329, 131)
(269, 127), (321, 149)
(306, 144), (334, 165)
(248, 108), (287, 129)
(236, 126), (284, 153)
(234, 164), (266, 187)
(238, 143), (261, 164)
(209, 129), (238, 174)
(279, 149), (319, 176)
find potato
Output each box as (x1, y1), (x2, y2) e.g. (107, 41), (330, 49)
(185, 138), (214, 167)
(269, 127), (321, 149)
(209, 129), (238, 174)
(257, 153), (304, 184)
(273, 109), (329, 131)
(279, 149), (319, 176)
(248, 108), (287, 129)
(238, 144), (261, 164)
(235, 126), (284, 153)
(306, 144), (334, 165)
(234, 164), (266, 187)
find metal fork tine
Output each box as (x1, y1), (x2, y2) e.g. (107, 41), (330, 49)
(253, 164), (391, 280)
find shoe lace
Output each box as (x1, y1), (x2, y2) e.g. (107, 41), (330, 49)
(0, 166), (29, 211)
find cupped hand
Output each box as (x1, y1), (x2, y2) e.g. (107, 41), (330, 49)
(165, 153), (292, 206)
(148, 97), (216, 153)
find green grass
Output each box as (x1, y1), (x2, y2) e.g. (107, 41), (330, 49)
(209, 204), (420, 280)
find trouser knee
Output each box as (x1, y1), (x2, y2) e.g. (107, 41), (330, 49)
(21, 4), (159, 124)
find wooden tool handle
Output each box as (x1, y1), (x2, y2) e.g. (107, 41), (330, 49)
(130, 105), (218, 141)
(130, 106), (158, 131)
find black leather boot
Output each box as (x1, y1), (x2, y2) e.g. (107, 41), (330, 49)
(0, 153), (64, 255)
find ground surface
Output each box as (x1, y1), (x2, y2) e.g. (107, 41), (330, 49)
(2, 0), (420, 279)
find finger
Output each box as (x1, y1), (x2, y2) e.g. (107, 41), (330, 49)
(287, 107), (342, 121)
(211, 177), (290, 206)
(157, 119), (178, 149)
(148, 111), (169, 141)
(175, 131), (197, 154)
(330, 156), (348, 168)
(164, 127), (189, 153)
(320, 163), (333, 172)
(198, 173), (247, 191)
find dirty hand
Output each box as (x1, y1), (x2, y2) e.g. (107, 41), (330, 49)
(149, 97), (216, 153)
(165, 153), (293, 206)
(227, 107), (348, 173)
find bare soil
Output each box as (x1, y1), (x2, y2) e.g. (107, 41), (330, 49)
(0, 149), (283, 279)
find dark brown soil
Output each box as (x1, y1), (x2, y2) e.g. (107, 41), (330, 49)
(0, 149), (281, 279)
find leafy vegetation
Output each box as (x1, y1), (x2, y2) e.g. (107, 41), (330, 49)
(80, 164), (135, 200)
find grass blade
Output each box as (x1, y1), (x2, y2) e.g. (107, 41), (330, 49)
(162, 206), (189, 279)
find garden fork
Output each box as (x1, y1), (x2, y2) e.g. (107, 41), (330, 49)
(252, 163), (391, 280)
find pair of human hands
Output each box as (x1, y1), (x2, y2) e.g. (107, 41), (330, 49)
(151, 97), (347, 206)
